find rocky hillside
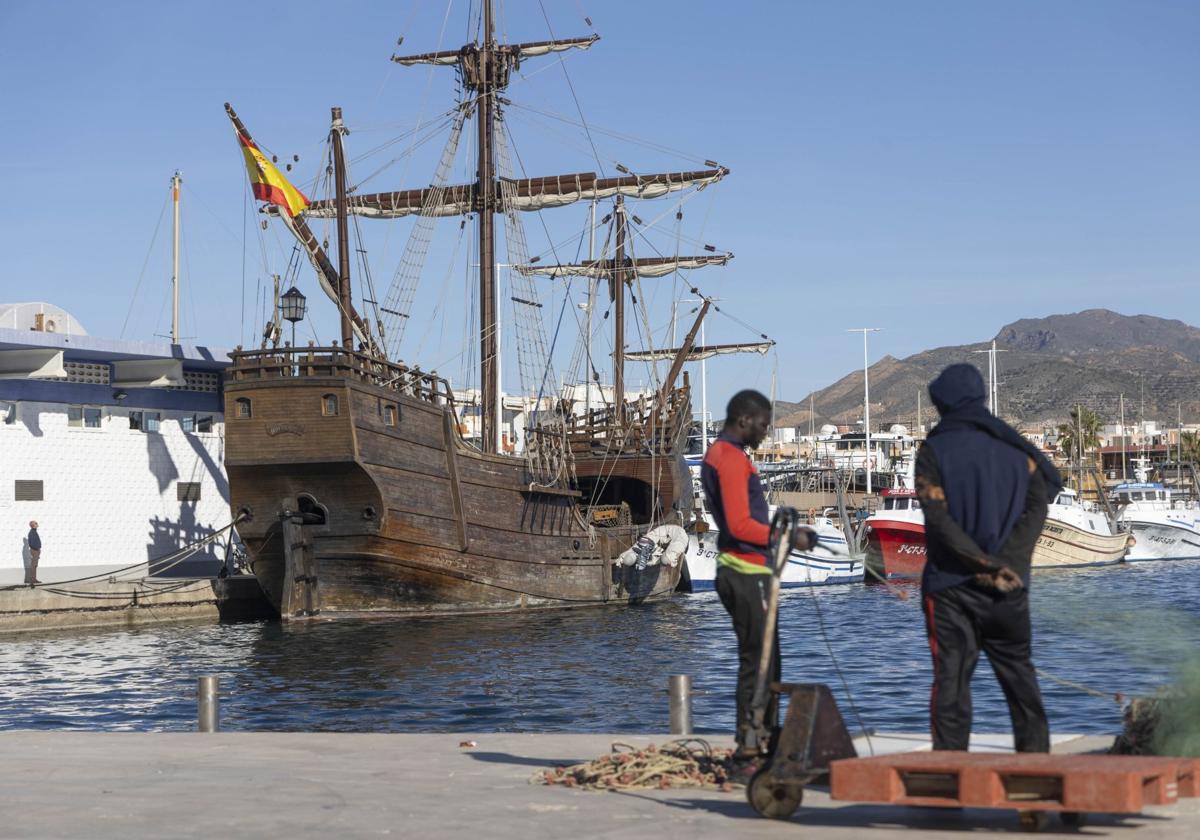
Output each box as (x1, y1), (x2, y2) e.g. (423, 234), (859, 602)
(779, 310), (1200, 430)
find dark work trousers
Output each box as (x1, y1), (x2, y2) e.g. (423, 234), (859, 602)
(923, 583), (1049, 753)
(716, 565), (781, 752)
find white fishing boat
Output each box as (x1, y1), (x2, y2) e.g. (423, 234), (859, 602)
(1113, 482), (1200, 561)
(1031, 488), (1130, 569)
(683, 513), (864, 591)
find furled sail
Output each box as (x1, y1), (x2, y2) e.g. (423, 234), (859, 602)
(297, 168), (729, 220)
(625, 341), (774, 362)
(392, 35), (599, 67)
(515, 254), (732, 279)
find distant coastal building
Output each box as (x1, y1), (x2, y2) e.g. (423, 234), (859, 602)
(0, 302), (231, 584)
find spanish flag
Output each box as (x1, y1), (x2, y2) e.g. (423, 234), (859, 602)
(236, 131), (309, 218)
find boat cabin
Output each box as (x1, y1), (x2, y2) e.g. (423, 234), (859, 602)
(879, 489), (920, 512)
(1113, 482), (1171, 507)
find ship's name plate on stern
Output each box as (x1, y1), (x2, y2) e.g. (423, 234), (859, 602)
(266, 423), (306, 437)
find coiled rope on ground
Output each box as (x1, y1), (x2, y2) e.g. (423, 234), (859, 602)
(532, 739), (736, 792)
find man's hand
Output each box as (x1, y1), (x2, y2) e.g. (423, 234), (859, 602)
(791, 526), (818, 552)
(975, 566), (1024, 593)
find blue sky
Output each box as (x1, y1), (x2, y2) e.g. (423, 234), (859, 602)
(2, 0), (1197, 405)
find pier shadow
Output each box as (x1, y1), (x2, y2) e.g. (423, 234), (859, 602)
(620, 791), (1167, 833)
(467, 752), (589, 769)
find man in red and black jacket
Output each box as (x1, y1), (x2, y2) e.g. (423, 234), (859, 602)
(701, 389), (816, 768)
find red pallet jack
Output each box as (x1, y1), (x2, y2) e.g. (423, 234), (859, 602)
(744, 509), (1198, 831)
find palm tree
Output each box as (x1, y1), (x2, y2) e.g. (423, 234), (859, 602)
(1056, 405), (1102, 463)
(1181, 431), (1200, 464)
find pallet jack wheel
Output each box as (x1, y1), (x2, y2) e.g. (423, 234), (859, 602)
(1017, 810), (1051, 833)
(746, 769), (804, 819)
(1059, 811), (1087, 828)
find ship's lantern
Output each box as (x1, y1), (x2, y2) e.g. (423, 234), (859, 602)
(281, 286), (307, 321)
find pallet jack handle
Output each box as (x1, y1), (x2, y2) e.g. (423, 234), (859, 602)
(745, 506), (801, 753)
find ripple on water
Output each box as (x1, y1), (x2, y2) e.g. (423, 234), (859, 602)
(2, 559), (1199, 733)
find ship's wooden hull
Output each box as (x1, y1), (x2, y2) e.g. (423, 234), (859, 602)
(225, 369), (687, 617)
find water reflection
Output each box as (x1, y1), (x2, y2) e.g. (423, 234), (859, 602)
(1, 560), (1198, 734)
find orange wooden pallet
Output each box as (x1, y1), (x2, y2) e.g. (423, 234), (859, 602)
(830, 751), (1197, 814)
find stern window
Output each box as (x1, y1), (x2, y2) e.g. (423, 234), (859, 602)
(322, 394), (339, 416)
(383, 404), (397, 427)
(235, 398), (252, 419)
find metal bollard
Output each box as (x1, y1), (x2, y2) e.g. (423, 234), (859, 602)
(197, 675), (220, 732)
(668, 674), (692, 735)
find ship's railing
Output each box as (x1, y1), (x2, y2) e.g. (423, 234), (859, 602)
(228, 344), (456, 408)
(564, 384), (691, 456)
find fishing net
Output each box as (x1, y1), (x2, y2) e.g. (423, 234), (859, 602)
(532, 739), (737, 792)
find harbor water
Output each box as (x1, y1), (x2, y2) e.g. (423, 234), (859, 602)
(2, 560), (1198, 735)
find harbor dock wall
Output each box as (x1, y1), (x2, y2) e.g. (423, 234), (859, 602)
(0, 575), (271, 633)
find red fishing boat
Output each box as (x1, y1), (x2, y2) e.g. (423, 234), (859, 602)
(864, 489), (926, 579)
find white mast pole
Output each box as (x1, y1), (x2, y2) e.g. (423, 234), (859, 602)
(700, 317), (708, 452)
(849, 328), (881, 495)
(1120, 394), (1127, 482)
(171, 170), (182, 344)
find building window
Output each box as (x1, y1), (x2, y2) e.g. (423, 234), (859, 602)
(235, 398), (252, 419)
(14, 480), (43, 501)
(197, 415), (213, 433)
(181, 415), (195, 433)
(383, 404), (397, 427)
(322, 394), (339, 416)
(68, 406), (102, 428)
(177, 482), (202, 502)
(134, 411), (162, 433)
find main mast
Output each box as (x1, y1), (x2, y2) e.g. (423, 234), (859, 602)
(474, 0), (501, 453)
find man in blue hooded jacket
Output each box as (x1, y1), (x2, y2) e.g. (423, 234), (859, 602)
(915, 364), (1062, 753)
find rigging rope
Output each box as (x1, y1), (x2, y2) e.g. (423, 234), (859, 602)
(0, 518), (245, 594)
(379, 105), (469, 359)
(119, 188), (170, 339)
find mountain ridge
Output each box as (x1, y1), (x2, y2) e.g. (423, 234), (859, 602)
(779, 310), (1200, 430)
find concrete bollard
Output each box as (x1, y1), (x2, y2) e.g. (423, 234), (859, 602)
(197, 675), (220, 732)
(668, 674), (692, 735)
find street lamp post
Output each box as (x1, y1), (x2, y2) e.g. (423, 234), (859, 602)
(848, 328), (882, 495)
(280, 286), (307, 348)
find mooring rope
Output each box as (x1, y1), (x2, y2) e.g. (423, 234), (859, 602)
(533, 739), (736, 792)
(1, 516), (246, 593)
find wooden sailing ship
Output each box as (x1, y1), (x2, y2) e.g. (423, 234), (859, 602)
(223, 2), (743, 618)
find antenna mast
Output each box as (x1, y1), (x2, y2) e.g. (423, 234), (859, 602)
(171, 171), (182, 343)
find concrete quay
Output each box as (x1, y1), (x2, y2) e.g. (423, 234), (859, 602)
(1, 731), (1196, 839)
(0, 574), (272, 633)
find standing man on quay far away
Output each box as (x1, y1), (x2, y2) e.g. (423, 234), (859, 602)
(701, 389), (817, 780)
(26, 520), (42, 586)
(916, 364), (1063, 753)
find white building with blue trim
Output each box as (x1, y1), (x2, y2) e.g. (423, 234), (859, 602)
(0, 302), (232, 584)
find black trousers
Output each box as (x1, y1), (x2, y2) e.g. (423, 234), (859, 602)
(923, 583), (1049, 753)
(716, 565), (780, 751)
